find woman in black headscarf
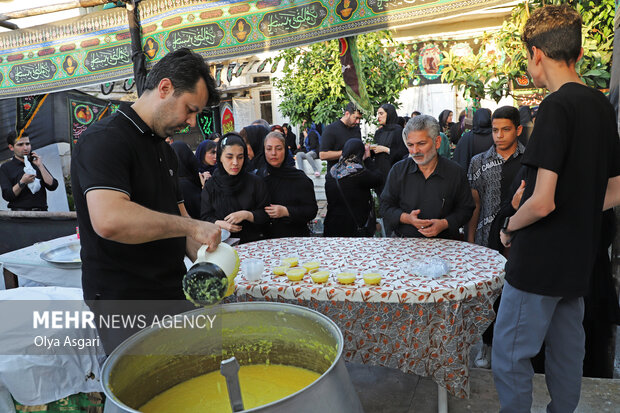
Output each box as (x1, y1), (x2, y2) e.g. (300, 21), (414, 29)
(240, 124), (269, 173)
(324, 139), (382, 237)
(438, 109), (453, 134)
(371, 103), (407, 195)
(200, 133), (270, 244)
(195, 139), (217, 183)
(258, 131), (318, 238)
(170, 141), (202, 219)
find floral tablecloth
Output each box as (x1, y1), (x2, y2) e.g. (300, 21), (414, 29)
(234, 237), (506, 398)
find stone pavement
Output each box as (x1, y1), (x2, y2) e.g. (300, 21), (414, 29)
(347, 363), (620, 412)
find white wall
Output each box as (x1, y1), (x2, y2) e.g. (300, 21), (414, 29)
(397, 83), (514, 121)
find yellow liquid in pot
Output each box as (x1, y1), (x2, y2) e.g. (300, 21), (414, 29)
(140, 364), (320, 413)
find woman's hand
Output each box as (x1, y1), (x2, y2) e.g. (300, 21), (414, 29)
(215, 220), (242, 233)
(265, 204), (289, 219)
(199, 172), (211, 187)
(224, 210), (252, 224)
(372, 144), (389, 154)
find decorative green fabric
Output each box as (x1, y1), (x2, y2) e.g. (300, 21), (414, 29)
(0, 0), (513, 98)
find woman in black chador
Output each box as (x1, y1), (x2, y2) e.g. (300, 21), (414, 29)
(200, 134), (270, 244)
(371, 103), (407, 195)
(258, 131), (318, 238)
(324, 139), (382, 237)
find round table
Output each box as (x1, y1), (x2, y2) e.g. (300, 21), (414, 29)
(234, 237), (506, 399)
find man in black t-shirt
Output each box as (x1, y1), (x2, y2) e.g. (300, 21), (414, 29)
(319, 102), (362, 179)
(72, 49), (221, 301)
(492, 6), (620, 412)
(0, 132), (58, 211)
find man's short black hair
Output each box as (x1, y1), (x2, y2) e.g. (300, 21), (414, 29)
(344, 102), (360, 115)
(143, 48), (220, 106)
(6, 131), (19, 146)
(492, 106), (520, 128)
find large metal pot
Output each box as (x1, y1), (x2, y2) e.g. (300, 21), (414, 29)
(102, 302), (364, 413)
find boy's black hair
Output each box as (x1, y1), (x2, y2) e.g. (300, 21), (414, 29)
(492, 106), (520, 128)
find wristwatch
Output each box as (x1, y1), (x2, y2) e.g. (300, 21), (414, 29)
(501, 217), (512, 235)
(18, 182), (26, 189)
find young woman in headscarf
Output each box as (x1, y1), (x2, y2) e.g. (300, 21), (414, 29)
(437, 109), (454, 158)
(371, 103), (407, 195)
(195, 139), (217, 185)
(324, 139), (382, 237)
(258, 131), (318, 238)
(239, 124), (270, 173)
(200, 133), (270, 244)
(170, 141), (202, 219)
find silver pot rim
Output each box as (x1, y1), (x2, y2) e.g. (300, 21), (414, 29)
(101, 301), (345, 413)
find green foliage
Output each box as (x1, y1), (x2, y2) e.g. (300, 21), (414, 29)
(273, 31), (418, 126)
(440, 0), (614, 103)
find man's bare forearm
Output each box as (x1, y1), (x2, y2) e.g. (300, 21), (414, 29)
(88, 191), (197, 244)
(319, 150), (341, 161)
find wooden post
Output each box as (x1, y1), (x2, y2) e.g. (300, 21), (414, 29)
(126, 0), (147, 96)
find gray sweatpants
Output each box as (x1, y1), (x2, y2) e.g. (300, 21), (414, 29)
(295, 151), (321, 173)
(492, 281), (585, 413)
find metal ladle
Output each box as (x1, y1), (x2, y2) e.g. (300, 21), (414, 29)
(220, 357), (244, 412)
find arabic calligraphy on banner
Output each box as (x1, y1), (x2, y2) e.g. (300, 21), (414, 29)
(9, 60), (57, 84)
(0, 0), (514, 98)
(259, 2), (328, 37)
(165, 24), (225, 51)
(84, 44), (132, 72)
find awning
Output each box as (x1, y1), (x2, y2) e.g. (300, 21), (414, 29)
(0, 0), (515, 98)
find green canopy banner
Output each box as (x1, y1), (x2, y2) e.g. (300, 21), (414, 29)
(0, 0), (512, 98)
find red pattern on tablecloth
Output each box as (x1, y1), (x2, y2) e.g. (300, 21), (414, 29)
(234, 238), (505, 398)
(235, 238), (505, 304)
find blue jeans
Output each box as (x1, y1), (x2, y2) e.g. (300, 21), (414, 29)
(492, 281), (585, 413)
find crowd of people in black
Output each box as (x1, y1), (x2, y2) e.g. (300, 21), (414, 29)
(164, 100), (545, 247)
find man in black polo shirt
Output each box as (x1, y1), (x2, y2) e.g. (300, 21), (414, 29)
(71, 48), (221, 304)
(0, 132), (58, 211)
(319, 102), (362, 179)
(379, 115), (474, 239)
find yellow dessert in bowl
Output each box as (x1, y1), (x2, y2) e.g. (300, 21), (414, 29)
(310, 270), (330, 283)
(363, 272), (382, 285)
(282, 257), (299, 267)
(302, 261), (320, 272)
(273, 265), (289, 276)
(286, 267), (306, 281)
(336, 272), (356, 284)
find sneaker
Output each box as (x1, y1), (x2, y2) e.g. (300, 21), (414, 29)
(474, 344), (492, 369)
(314, 171), (321, 177)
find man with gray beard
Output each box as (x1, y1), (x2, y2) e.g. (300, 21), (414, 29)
(379, 115), (474, 239)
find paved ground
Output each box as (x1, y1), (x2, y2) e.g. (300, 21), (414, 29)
(347, 363), (620, 413)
